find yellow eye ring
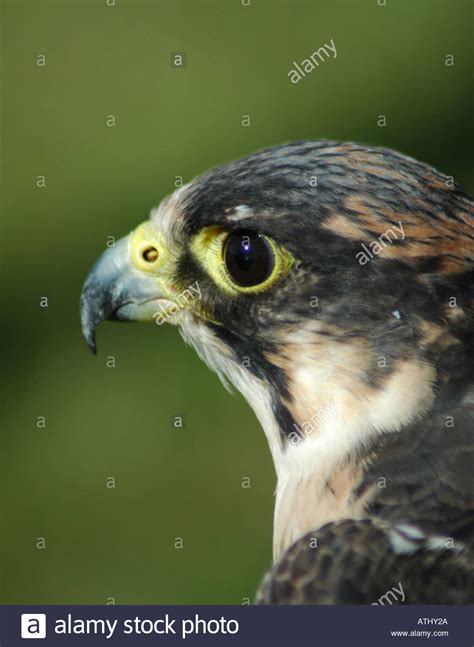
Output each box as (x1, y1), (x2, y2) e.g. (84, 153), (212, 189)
(191, 226), (294, 295)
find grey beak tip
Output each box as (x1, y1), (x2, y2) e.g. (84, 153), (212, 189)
(87, 335), (98, 355)
(80, 236), (137, 356)
(80, 291), (99, 355)
(81, 316), (98, 355)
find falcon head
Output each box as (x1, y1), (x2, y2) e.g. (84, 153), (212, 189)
(80, 141), (473, 559)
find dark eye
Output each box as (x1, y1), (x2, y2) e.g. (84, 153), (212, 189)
(224, 230), (274, 287)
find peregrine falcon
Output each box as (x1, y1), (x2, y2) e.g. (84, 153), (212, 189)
(80, 141), (474, 604)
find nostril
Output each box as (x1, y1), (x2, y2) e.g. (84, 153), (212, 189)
(142, 246), (159, 262)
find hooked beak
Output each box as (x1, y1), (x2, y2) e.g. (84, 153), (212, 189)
(80, 235), (171, 354)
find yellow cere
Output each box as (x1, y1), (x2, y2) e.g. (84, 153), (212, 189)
(191, 225), (295, 296)
(130, 221), (171, 273)
(129, 221), (183, 304)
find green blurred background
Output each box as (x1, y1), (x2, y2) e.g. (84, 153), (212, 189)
(1, 0), (472, 604)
